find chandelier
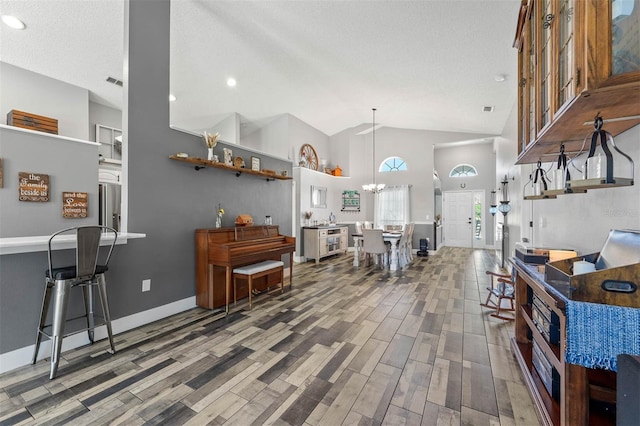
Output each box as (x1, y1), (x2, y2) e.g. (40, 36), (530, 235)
(362, 108), (385, 193)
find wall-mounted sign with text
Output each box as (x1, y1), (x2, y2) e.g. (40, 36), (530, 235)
(18, 172), (49, 202)
(62, 192), (88, 218)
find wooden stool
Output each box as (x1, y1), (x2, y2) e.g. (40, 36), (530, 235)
(233, 260), (284, 309)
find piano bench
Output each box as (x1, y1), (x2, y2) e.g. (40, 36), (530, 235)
(233, 260), (284, 310)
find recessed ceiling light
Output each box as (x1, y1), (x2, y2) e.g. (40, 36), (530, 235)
(494, 74), (507, 82)
(483, 106), (495, 112)
(227, 78), (237, 87)
(1, 15), (26, 30)
(169, 94), (176, 102)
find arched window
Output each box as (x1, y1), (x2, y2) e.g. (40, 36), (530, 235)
(380, 156), (407, 172)
(449, 164), (478, 177)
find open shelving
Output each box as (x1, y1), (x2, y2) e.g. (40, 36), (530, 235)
(169, 155), (292, 181)
(512, 260), (616, 425)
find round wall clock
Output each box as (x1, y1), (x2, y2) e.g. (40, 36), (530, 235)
(299, 143), (318, 171)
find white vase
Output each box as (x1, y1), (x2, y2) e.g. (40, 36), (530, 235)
(215, 215), (222, 228)
(207, 147), (214, 161)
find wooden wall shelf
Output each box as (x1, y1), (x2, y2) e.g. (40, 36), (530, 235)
(169, 155), (292, 181)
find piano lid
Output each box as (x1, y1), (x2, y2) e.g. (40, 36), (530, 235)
(196, 225), (283, 243)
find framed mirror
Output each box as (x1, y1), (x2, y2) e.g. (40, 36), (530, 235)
(311, 186), (327, 209)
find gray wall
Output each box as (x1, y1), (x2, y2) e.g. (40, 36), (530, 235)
(0, 62), (90, 140)
(120, 0), (293, 310)
(0, 129), (98, 352)
(0, 128), (98, 237)
(0, 0), (292, 355)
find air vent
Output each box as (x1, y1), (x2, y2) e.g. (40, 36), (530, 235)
(483, 106), (495, 112)
(106, 76), (123, 87)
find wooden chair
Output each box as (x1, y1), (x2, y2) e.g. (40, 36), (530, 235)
(480, 270), (515, 320)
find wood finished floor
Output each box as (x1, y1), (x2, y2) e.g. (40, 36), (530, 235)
(0, 247), (540, 425)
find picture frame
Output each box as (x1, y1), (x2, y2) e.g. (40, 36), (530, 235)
(251, 156), (261, 171)
(223, 148), (233, 166)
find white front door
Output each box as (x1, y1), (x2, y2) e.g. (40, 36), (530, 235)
(443, 190), (487, 248)
(443, 191), (474, 248)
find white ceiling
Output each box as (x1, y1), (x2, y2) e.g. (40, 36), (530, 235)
(0, 0), (520, 138)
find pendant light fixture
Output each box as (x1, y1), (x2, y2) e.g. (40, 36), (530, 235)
(362, 108), (385, 194)
(566, 116), (635, 190)
(523, 161), (557, 199)
(489, 190), (498, 216)
(497, 175), (511, 215)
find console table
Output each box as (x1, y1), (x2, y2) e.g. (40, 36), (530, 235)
(303, 226), (347, 264)
(512, 258), (619, 425)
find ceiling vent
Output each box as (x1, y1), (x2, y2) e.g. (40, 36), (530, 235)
(483, 106), (495, 112)
(106, 76), (123, 87)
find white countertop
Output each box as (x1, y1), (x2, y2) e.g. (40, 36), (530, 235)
(0, 232), (146, 255)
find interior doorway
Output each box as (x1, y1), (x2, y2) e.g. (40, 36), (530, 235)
(443, 190), (486, 248)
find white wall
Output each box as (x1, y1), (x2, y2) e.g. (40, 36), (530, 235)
(89, 101), (123, 142)
(214, 113), (240, 144)
(495, 102), (640, 258)
(348, 126), (493, 227)
(494, 104), (523, 263)
(0, 62), (90, 140)
(288, 114), (331, 167)
(238, 113), (331, 165)
(530, 125), (640, 254)
(329, 128), (351, 177)
(293, 166), (350, 255)
(435, 142), (497, 245)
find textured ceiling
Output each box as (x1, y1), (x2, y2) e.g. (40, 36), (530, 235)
(1, 0), (520, 138)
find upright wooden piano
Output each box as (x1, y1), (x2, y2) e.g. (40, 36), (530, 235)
(195, 225), (295, 310)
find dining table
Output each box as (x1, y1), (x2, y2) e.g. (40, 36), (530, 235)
(352, 231), (403, 270)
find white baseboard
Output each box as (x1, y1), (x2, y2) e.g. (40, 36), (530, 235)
(0, 296), (196, 375)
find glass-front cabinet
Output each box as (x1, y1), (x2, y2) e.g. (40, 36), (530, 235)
(514, 0), (640, 164)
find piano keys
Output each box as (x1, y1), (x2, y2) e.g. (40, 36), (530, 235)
(195, 225), (295, 310)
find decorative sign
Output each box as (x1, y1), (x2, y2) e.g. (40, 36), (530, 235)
(18, 172), (50, 202)
(251, 156), (261, 171)
(62, 192), (88, 218)
(223, 148), (233, 166)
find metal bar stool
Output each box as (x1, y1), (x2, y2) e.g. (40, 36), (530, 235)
(32, 226), (118, 379)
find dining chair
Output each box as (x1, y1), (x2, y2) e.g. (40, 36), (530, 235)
(355, 221), (363, 234)
(33, 226), (118, 379)
(362, 229), (389, 269)
(397, 228), (410, 268)
(406, 222), (415, 261)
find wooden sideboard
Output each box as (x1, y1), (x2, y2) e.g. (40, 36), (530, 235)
(512, 259), (616, 425)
